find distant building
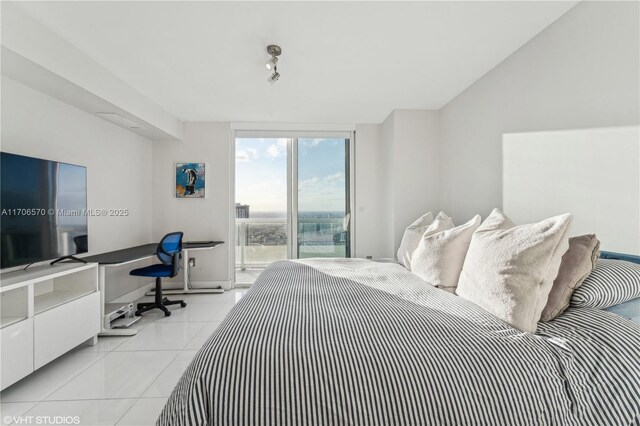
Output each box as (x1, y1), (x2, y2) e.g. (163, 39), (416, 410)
(235, 203), (250, 218)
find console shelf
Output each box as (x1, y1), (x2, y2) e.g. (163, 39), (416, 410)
(1, 285), (28, 330)
(1, 263), (96, 290)
(34, 289), (95, 314)
(1, 316), (25, 328)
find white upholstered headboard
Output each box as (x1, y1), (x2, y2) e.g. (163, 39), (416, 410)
(503, 126), (640, 254)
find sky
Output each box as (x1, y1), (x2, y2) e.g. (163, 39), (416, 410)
(235, 138), (347, 213)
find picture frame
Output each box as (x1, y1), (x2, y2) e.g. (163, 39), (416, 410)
(176, 162), (205, 198)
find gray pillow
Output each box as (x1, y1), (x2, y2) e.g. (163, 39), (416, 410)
(570, 259), (640, 309)
(540, 234), (600, 322)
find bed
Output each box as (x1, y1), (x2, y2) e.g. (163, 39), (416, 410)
(159, 258), (640, 425)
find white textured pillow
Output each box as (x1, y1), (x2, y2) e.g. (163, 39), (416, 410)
(396, 212), (434, 269)
(456, 209), (572, 333)
(428, 211), (455, 232)
(411, 215), (481, 293)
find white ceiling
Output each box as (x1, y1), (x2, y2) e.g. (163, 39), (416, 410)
(15, 1), (577, 123)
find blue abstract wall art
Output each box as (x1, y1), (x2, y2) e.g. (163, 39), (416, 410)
(176, 162), (205, 198)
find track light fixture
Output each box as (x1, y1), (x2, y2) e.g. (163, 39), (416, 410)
(266, 44), (282, 85)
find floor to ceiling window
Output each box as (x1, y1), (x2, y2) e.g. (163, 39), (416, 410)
(234, 133), (352, 284)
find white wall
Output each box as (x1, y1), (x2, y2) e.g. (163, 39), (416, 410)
(392, 110), (440, 250)
(381, 113), (396, 257)
(1, 76), (154, 255)
(381, 110), (440, 255)
(503, 126), (640, 254)
(151, 122), (231, 288)
(353, 123), (387, 259)
(439, 0), (640, 222)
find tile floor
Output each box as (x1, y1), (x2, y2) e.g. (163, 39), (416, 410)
(234, 268), (264, 285)
(0, 289), (247, 426)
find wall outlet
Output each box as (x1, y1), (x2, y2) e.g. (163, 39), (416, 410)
(188, 258), (196, 267)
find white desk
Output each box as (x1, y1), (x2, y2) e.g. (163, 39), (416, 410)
(83, 241), (224, 336)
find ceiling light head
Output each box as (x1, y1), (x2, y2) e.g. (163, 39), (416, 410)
(265, 56), (278, 71)
(267, 71), (280, 85)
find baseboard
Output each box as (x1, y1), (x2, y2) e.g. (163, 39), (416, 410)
(161, 280), (233, 291)
(232, 283), (252, 289)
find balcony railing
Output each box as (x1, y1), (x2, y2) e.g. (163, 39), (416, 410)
(235, 217), (346, 271)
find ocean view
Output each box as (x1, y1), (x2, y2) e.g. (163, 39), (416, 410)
(235, 210), (348, 270)
(248, 211), (345, 219)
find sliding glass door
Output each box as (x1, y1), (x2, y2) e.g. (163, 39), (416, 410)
(234, 138), (289, 284)
(295, 138), (350, 259)
(234, 134), (351, 284)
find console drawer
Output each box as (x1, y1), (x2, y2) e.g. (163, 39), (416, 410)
(34, 292), (100, 369)
(0, 318), (34, 390)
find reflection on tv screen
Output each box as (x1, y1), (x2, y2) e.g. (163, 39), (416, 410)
(1, 152), (88, 268)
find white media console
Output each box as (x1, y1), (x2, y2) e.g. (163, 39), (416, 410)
(0, 263), (101, 390)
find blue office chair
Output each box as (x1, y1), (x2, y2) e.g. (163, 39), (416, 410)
(130, 232), (187, 317)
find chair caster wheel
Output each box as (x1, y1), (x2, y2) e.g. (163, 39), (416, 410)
(164, 311), (171, 317)
(180, 302), (187, 308)
(135, 311), (141, 316)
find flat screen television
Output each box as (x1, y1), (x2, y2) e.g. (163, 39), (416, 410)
(1, 152), (88, 269)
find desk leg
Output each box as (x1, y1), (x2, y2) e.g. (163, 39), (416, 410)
(183, 248), (190, 292)
(157, 247), (224, 295)
(98, 265), (137, 337)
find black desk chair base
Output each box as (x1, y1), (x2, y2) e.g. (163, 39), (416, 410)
(136, 277), (186, 317)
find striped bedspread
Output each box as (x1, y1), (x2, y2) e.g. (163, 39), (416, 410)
(159, 259), (640, 425)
